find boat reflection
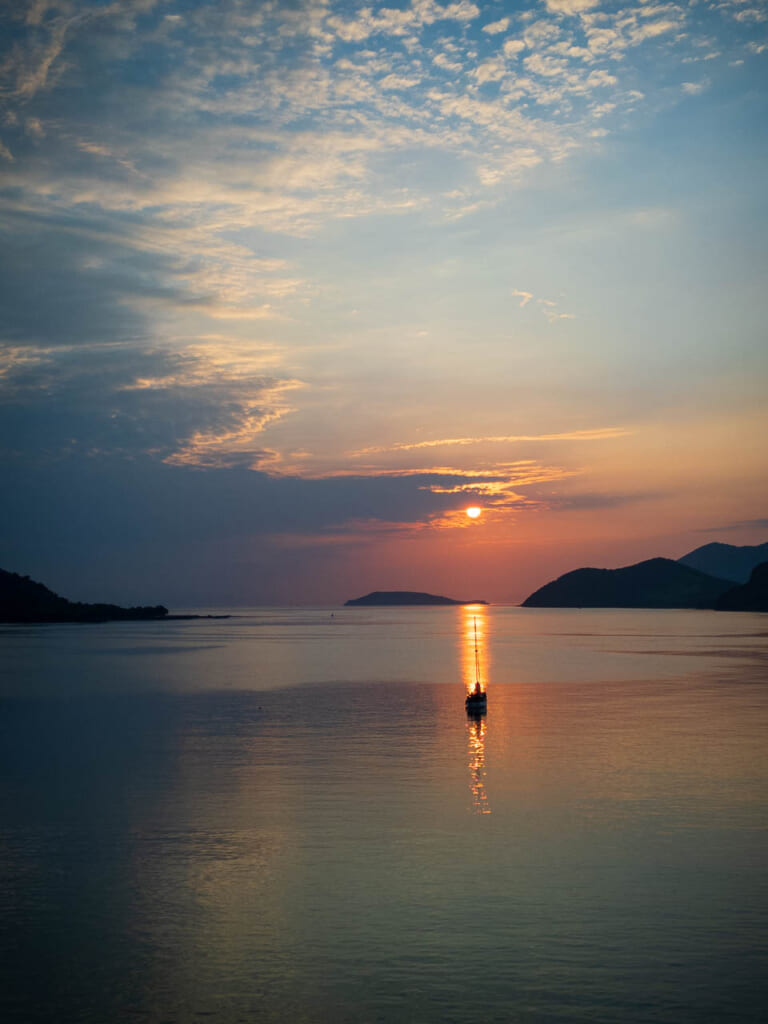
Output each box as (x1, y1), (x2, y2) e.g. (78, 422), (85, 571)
(467, 712), (491, 814)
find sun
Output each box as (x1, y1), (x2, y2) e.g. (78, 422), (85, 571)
(465, 506), (482, 520)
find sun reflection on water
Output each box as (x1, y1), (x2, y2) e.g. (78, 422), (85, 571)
(467, 712), (491, 814)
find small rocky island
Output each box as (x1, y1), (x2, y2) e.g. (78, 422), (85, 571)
(345, 590), (487, 607)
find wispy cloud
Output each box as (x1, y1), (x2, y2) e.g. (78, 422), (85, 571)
(512, 288), (576, 320)
(163, 377), (303, 470)
(697, 519), (768, 532)
(0, 334), (305, 469)
(351, 427), (630, 457)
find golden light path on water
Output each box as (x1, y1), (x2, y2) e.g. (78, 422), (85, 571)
(462, 604), (491, 814)
(467, 715), (490, 815)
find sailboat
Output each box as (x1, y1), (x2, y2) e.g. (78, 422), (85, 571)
(465, 616), (487, 713)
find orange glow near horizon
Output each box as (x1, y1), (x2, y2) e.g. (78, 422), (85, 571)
(465, 506), (482, 519)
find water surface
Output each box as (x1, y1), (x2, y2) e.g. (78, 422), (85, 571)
(1, 607), (766, 1022)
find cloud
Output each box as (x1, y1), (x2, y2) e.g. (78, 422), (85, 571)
(544, 0), (600, 13)
(472, 58), (507, 84)
(0, 448), (585, 581)
(482, 17), (509, 35)
(682, 79), (710, 95)
(0, 337), (304, 469)
(351, 428), (630, 456)
(503, 38), (526, 57)
(733, 8), (768, 24)
(0, 197), (305, 349)
(379, 73), (421, 90)
(523, 52), (570, 78)
(433, 51), (464, 71)
(327, 0), (479, 43)
(550, 491), (660, 511)
(326, 15), (372, 43)
(628, 19), (681, 44)
(0, 0), (715, 252)
(163, 377), (304, 471)
(4, 16), (70, 98)
(697, 519), (768, 532)
(25, 116), (45, 137)
(533, 295), (576, 321)
(0, 456), (463, 554)
(509, 289), (576, 320)
(0, 209), (165, 347)
(578, 5), (686, 60)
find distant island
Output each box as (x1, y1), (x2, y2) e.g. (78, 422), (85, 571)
(522, 542), (768, 612)
(678, 541), (768, 584)
(0, 568), (227, 623)
(345, 591), (487, 607)
(521, 558), (732, 609)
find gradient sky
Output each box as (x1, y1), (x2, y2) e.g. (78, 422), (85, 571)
(1, 0), (766, 606)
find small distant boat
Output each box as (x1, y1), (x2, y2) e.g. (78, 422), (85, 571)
(465, 616), (487, 713)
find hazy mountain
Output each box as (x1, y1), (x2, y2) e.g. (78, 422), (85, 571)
(521, 558), (732, 609)
(678, 542), (768, 583)
(714, 563), (768, 612)
(345, 591), (487, 607)
(0, 568), (168, 623)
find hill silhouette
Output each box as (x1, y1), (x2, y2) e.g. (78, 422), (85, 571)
(345, 591), (487, 607)
(714, 562), (768, 612)
(0, 569), (168, 623)
(678, 541), (768, 583)
(521, 558), (732, 609)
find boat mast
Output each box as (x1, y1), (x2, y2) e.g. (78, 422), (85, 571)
(474, 616), (481, 690)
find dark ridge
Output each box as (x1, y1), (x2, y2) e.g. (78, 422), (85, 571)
(345, 591), (487, 607)
(678, 541), (768, 584)
(0, 568), (168, 623)
(714, 562), (768, 612)
(521, 557), (732, 609)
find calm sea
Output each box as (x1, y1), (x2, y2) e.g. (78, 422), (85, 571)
(1, 606), (767, 1023)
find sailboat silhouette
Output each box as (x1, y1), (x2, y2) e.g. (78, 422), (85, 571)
(465, 616), (487, 713)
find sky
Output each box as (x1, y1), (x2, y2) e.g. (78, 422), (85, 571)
(0, 0), (766, 607)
